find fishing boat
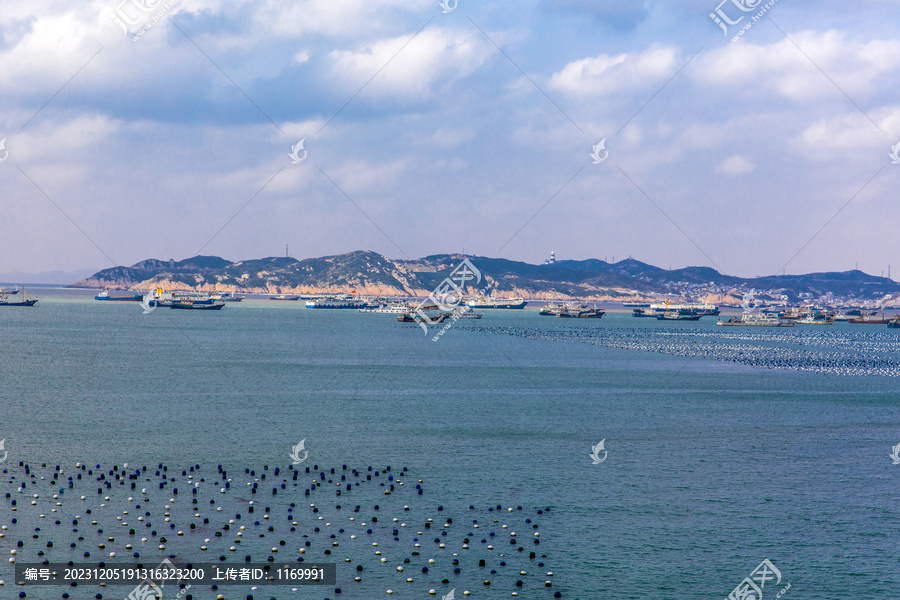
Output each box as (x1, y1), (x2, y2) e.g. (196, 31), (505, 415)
(888, 318), (900, 329)
(848, 315), (893, 324)
(358, 302), (411, 314)
(539, 302), (579, 316)
(0, 287), (38, 307)
(216, 292), (244, 302)
(398, 312), (450, 323)
(539, 303), (563, 316)
(717, 313), (794, 327)
(144, 289), (218, 307)
(657, 310), (701, 321)
(169, 300), (225, 310)
(557, 305), (605, 318)
(307, 295), (377, 309)
(796, 314), (834, 325)
(466, 296), (527, 309)
(95, 290), (143, 301)
(650, 301), (719, 317)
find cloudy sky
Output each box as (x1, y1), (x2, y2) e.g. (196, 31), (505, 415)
(1, 0), (899, 278)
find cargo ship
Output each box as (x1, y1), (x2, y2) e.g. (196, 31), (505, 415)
(95, 290), (143, 301)
(0, 287), (38, 307)
(848, 315), (893, 324)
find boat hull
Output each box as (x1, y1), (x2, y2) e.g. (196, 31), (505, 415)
(170, 302), (225, 310)
(466, 300), (527, 309)
(95, 295), (143, 301)
(0, 299), (38, 307)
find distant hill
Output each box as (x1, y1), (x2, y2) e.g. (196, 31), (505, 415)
(69, 251), (900, 303)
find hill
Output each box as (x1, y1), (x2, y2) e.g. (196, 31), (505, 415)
(69, 251), (900, 303)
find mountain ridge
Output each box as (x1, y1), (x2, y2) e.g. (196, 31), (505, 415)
(69, 251), (900, 303)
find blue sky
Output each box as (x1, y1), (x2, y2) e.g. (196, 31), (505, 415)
(1, 0), (899, 278)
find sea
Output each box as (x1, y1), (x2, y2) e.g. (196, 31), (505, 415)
(0, 288), (898, 600)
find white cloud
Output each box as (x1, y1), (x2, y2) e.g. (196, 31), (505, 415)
(548, 45), (680, 96)
(327, 28), (492, 101)
(717, 154), (756, 175)
(693, 30), (900, 103)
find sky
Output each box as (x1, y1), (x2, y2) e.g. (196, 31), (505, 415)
(1, 0), (900, 279)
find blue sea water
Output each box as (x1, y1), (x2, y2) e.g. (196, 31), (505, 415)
(1, 290), (899, 600)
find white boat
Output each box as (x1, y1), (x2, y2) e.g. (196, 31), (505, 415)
(717, 313), (794, 327)
(358, 302), (411, 314)
(796, 314), (834, 325)
(456, 309), (483, 319)
(466, 296), (527, 309)
(306, 295), (376, 309)
(650, 301), (719, 316)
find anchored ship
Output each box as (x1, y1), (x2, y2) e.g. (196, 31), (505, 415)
(169, 299), (226, 310)
(306, 294), (377, 309)
(466, 296), (527, 309)
(95, 290), (143, 301)
(717, 314), (794, 327)
(539, 302), (604, 318)
(650, 301), (719, 316)
(0, 287), (38, 307)
(657, 310), (701, 321)
(358, 302), (412, 314)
